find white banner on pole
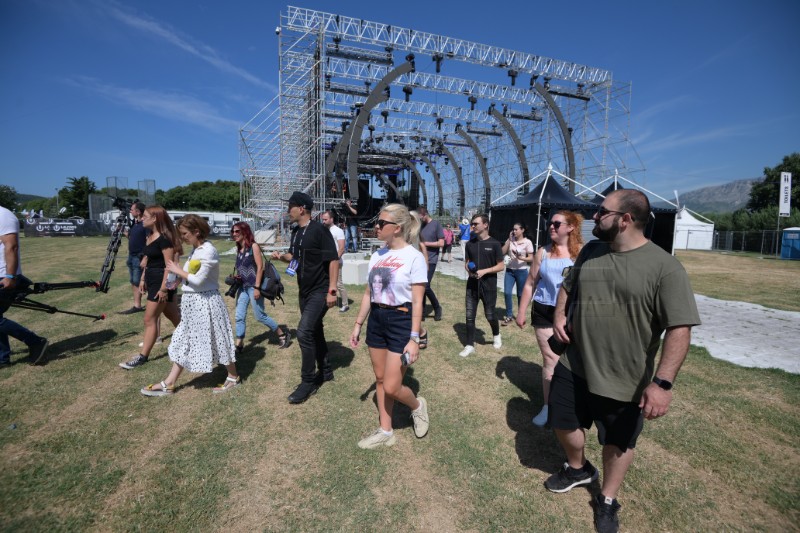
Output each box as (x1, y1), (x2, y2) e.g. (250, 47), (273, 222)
(779, 172), (792, 217)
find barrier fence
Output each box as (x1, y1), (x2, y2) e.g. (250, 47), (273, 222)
(712, 230), (782, 255)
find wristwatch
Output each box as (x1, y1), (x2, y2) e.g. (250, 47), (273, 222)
(329, 289), (337, 296)
(409, 336), (420, 345)
(652, 376), (673, 390)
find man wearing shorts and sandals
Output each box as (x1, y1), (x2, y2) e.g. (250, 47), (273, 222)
(548, 190), (700, 533)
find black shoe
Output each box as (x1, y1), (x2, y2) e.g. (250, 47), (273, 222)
(118, 306), (144, 315)
(277, 331), (292, 349)
(28, 338), (49, 365)
(288, 381), (319, 404)
(434, 307), (443, 321)
(593, 493), (621, 533)
(544, 460), (598, 493)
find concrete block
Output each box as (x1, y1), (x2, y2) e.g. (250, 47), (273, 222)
(342, 260), (370, 285)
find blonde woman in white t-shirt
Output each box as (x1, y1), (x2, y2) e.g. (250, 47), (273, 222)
(350, 204), (430, 449)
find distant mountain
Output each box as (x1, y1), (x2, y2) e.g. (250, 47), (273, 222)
(18, 193), (46, 204)
(654, 179), (757, 213)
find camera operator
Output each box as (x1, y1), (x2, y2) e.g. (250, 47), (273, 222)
(119, 202), (148, 315)
(0, 205), (48, 367)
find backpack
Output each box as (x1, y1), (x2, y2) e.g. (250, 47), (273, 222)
(259, 258), (285, 305)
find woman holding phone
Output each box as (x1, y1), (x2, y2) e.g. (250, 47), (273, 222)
(501, 222), (534, 325)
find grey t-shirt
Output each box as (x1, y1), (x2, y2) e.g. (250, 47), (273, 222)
(419, 219), (444, 264)
(561, 240), (701, 402)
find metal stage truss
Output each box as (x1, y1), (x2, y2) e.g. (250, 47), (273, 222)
(239, 5), (644, 231)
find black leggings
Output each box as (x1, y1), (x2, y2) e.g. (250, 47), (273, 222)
(465, 284), (499, 346)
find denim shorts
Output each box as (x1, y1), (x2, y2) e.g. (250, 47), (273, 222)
(127, 254), (143, 286)
(366, 303), (412, 354)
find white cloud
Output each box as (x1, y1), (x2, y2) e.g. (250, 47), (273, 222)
(66, 76), (242, 133)
(100, 0), (277, 93)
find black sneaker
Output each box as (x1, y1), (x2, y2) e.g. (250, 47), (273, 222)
(314, 371), (335, 385)
(277, 331), (292, 349)
(544, 461), (598, 493)
(434, 306), (443, 321)
(287, 381), (319, 404)
(28, 338), (49, 365)
(118, 306), (144, 315)
(593, 493), (621, 533)
(119, 354), (148, 369)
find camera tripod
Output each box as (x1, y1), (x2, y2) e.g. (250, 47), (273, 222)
(0, 276), (105, 320)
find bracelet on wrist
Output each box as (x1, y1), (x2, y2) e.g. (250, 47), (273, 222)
(355, 321), (363, 327)
(410, 332), (420, 337)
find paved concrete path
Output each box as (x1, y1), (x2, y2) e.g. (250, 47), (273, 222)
(433, 253), (800, 374)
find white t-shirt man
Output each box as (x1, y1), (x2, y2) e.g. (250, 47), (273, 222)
(328, 224), (346, 264)
(0, 206), (22, 278)
(367, 244), (427, 306)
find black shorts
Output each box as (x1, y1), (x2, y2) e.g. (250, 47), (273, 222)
(366, 303), (412, 354)
(531, 300), (555, 328)
(144, 268), (176, 303)
(549, 362), (644, 452)
(443, 244), (452, 253)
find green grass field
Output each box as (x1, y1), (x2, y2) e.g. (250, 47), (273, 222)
(1, 238), (798, 531)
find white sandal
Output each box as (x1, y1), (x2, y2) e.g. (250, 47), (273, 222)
(212, 375), (241, 394)
(141, 381), (174, 397)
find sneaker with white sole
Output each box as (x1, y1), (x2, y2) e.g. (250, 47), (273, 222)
(459, 345), (475, 357)
(532, 405), (549, 427)
(412, 396), (429, 438)
(544, 460), (599, 493)
(119, 354), (149, 369)
(339, 305), (349, 313)
(594, 493), (621, 533)
(493, 335), (502, 349)
(357, 428), (396, 449)
(138, 337), (163, 348)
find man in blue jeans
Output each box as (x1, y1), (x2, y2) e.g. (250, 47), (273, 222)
(0, 206), (48, 367)
(273, 192), (340, 404)
(119, 201), (147, 314)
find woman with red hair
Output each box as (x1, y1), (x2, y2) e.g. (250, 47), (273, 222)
(120, 205), (183, 369)
(231, 222), (291, 352)
(517, 210), (584, 426)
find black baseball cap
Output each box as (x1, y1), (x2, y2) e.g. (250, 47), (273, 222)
(283, 191), (314, 210)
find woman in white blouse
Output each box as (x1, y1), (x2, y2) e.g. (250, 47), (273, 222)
(141, 214), (239, 396)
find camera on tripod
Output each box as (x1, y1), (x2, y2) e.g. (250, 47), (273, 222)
(224, 275), (243, 298)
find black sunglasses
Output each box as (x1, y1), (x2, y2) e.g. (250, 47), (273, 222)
(548, 221), (564, 229)
(597, 206), (632, 220)
(375, 219), (397, 229)
(470, 222), (480, 227)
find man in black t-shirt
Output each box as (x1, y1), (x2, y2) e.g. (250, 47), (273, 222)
(459, 214), (504, 358)
(273, 191), (340, 403)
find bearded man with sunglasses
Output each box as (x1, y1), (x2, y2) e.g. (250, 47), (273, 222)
(547, 189), (700, 533)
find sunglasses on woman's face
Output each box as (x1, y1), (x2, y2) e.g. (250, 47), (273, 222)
(375, 219), (397, 229)
(231, 230), (241, 235)
(548, 221), (564, 229)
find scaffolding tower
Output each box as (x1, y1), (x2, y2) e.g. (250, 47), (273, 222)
(240, 5), (644, 229)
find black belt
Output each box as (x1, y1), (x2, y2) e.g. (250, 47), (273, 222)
(371, 302), (410, 313)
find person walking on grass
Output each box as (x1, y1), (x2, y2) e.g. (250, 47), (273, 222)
(349, 204), (429, 449)
(321, 210), (350, 313)
(500, 222), (534, 326)
(119, 201), (148, 315)
(141, 215), (239, 396)
(231, 221), (291, 353)
(516, 211), (583, 427)
(0, 205), (48, 367)
(119, 205), (182, 370)
(417, 206), (444, 321)
(272, 191), (340, 404)
(546, 190), (700, 533)
(459, 214), (504, 357)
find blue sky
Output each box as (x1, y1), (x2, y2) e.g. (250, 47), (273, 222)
(1, 0), (798, 203)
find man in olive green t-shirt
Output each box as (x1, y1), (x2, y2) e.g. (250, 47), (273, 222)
(546, 190), (700, 533)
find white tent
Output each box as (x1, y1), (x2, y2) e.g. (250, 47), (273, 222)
(674, 207), (714, 250)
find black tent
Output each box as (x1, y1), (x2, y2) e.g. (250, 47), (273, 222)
(489, 177), (596, 248)
(588, 183), (677, 254)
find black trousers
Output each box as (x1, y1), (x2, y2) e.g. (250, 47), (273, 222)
(297, 290), (332, 383)
(465, 283), (499, 346)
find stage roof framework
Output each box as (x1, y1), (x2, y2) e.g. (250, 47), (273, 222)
(240, 5), (644, 227)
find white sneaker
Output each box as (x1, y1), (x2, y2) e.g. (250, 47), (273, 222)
(493, 335), (502, 349)
(339, 305), (350, 313)
(357, 428), (396, 449)
(139, 337), (163, 348)
(411, 396), (429, 438)
(459, 345), (475, 357)
(532, 405), (549, 427)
